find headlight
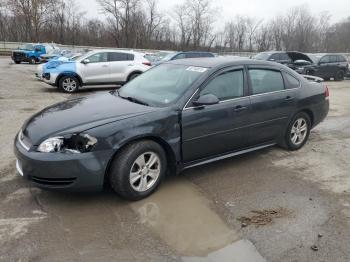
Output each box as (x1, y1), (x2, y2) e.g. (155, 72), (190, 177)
(46, 61), (62, 69)
(37, 134), (97, 153)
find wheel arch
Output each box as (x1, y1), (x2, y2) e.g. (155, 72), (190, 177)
(127, 71), (143, 81)
(55, 72), (83, 87)
(104, 135), (177, 186)
(300, 108), (314, 127)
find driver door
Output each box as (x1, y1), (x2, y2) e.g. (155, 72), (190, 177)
(181, 67), (251, 163)
(80, 52), (110, 83)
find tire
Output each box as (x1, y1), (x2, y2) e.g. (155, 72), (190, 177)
(15, 61), (21, 64)
(323, 77), (330, 81)
(128, 72), (141, 82)
(29, 57), (36, 64)
(284, 112), (311, 151)
(335, 70), (345, 81)
(58, 76), (79, 93)
(109, 140), (167, 201)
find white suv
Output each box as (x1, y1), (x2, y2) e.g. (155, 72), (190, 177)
(42, 50), (151, 93)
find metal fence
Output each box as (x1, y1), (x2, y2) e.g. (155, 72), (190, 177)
(1, 41), (350, 60)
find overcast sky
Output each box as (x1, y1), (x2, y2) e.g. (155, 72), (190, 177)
(76, 0), (350, 25)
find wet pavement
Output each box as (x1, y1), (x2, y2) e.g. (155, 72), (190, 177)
(0, 57), (350, 261)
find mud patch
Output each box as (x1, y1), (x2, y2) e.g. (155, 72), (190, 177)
(21, 107), (36, 112)
(238, 208), (291, 227)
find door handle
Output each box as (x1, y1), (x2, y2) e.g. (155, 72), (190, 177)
(234, 105), (247, 112)
(285, 96), (294, 101)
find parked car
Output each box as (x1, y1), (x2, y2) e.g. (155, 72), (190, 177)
(11, 43), (57, 64)
(154, 51), (215, 65)
(298, 54), (349, 81)
(253, 51), (314, 70)
(39, 49), (72, 63)
(15, 58), (329, 200)
(41, 49), (151, 92)
(35, 53), (82, 80)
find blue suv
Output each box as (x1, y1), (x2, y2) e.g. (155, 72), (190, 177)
(11, 43), (56, 64)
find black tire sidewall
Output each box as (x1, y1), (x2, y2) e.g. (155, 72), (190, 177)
(109, 141), (167, 201)
(30, 57), (36, 64)
(335, 70), (344, 81)
(59, 76), (79, 93)
(128, 73), (140, 82)
(285, 112), (311, 151)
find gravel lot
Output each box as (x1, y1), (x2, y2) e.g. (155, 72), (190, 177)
(1, 57), (350, 262)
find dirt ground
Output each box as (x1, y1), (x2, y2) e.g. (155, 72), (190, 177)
(0, 57), (350, 262)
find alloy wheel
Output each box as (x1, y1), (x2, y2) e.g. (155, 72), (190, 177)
(62, 78), (77, 92)
(129, 152), (161, 192)
(290, 118), (308, 146)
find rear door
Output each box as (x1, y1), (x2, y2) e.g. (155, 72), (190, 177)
(247, 67), (298, 145)
(80, 52), (110, 83)
(182, 67), (251, 163)
(108, 52), (135, 82)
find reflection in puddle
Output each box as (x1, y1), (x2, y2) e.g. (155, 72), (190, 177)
(131, 177), (266, 261)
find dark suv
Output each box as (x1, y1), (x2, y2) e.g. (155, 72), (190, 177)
(253, 51), (313, 70)
(300, 54), (349, 81)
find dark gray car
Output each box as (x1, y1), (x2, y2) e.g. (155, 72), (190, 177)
(14, 58), (329, 200)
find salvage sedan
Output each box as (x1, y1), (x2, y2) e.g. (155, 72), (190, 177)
(14, 58), (329, 200)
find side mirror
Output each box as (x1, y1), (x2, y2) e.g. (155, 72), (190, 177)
(193, 94), (219, 107)
(82, 59), (90, 64)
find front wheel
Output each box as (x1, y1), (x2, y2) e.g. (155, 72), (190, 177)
(58, 76), (79, 93)
(284, 112), (311, 151)
(29, 57), (36, 64)
(109, 140), (167, 201)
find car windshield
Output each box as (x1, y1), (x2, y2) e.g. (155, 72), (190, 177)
(68, 54), (81, 60)
(119, 64), (208, 107)
(307, 54), (322, 64)
(20, 44), (34, 51)
(253, 53), (271, 60)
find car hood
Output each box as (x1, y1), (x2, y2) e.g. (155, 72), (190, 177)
(22, 91), (158, 145)
(287, 52), (313, 63)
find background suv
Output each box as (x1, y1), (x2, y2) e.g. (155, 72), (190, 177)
(154, 51), (215, 65)
(301, 54), (349, 81)
(42, 50), (151, 92)
(253, 51), (313, 70)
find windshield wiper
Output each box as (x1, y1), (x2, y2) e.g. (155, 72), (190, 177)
(118, 92), (149, 106)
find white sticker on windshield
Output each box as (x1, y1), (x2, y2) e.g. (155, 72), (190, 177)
(186, 66), (208, 73)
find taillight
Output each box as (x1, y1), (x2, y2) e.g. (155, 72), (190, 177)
(324, 85), (329, 100)
(142, 61), (151, 66)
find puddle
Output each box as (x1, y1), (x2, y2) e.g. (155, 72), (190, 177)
(131, 177), (266, 261)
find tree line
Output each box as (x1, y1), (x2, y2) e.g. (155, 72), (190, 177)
(0, 0), (349, 53)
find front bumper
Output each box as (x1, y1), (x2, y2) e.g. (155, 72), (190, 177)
(43, 72), (59, 85)
(14, 136), (114, 192)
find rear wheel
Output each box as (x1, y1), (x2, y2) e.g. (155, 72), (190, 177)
(128, 72), (141, 82)
(109, 140), (167, 201)
(15, 61), (21, 64)
(58, 76), (79, 93)
(335, 70), (345, 81)
(284, 112), (311, 151)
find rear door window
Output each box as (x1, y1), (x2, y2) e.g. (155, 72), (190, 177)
(270, 53), (280, 61)
(283, 72), (300, 89)
(108, 52), (133, 62)
(329, 55), (338, 63)
(280, 53), (290, 61)
(337, 55), (346, 62)
(200, 70), (244, 101)
(249, 69), (285, 95)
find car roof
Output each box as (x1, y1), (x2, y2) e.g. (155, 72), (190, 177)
(166, 57), (279, 68)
